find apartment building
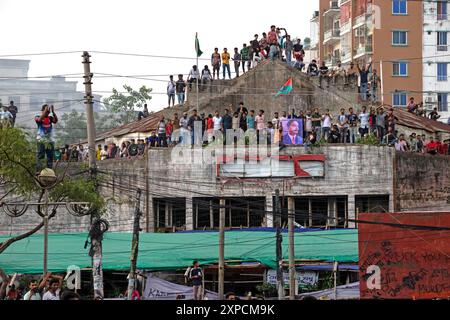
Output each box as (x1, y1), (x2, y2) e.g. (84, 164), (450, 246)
(318, 0), (424, 108)
(423, 0), (450, 123)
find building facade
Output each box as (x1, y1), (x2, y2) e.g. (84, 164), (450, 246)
(0, 59), (101, 128)
(423, 0), (450, 123)
(319, 0), (424, 109)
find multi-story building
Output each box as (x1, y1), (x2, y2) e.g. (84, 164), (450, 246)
(0, 59), (101, 127)
(319, 0), (424, 110)
(423, 0), (450, 123)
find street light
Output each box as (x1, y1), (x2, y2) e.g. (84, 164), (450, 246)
(38, 168), (58, 277)
(1, 168), (93, 277)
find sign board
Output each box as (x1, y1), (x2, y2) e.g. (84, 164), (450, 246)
(359, 212), (450, 299)
(266, 270), (318, 288)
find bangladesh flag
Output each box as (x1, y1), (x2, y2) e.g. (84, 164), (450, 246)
(195, 33), (203, 57)
(275, 78), (293, 97)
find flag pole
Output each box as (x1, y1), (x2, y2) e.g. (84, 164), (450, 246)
(196, 32), (199, 115)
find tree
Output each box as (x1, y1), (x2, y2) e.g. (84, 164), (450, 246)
(103, 85), (152, 125)
(0, 127), (105, 255)
(303, 37), (311, 50)
(57, 110), (119, 145)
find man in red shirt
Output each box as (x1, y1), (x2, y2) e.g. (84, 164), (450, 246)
(437, 138), (448, 155)
(268, 25), (278, 45)
(426, 137), (439, 155)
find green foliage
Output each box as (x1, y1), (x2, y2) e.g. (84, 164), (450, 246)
(103, 85), (153, 125)
(0, 127), (105, 212)
(303, 37), (311, 50)
(57, 110), (119, 145)
(0, 127), (38, 195)
(356, 133), (380, 146)
(51, 178), (105, 213)
(256, 283), (277, 298)
(313, 137), (327, 147)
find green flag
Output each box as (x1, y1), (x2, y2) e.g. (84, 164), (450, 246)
(195, 33), (203, 57)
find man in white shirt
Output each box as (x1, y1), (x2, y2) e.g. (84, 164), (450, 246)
(167, 75), (176, 107)
(42, 278), (61, 300)
(321, 109), (333, 141)
(187, 65), (200, 90)
(23, 280), (42, 300)
(0, 106), (13, 128)
(358, 106), (370, 138)
(212, 110), (223, 142)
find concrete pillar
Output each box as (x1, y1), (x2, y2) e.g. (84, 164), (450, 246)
(146, 195), (155, 233)
(347, 194), (356, 229)
(165, 202), (169, 227)
(327, 198), (337, 227)
(186, 197), (194, 231)
(265, 195), (274, 228)
(156, 202), (160, 229)
(209, 200), (214, 229)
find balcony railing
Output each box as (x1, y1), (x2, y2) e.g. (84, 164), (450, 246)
(354, 44), (373, 58)
(340, 21), (351, 35)
(324, 29), (341, 44)
(437, 13), (448, 21)
(353, 14), (366, 28)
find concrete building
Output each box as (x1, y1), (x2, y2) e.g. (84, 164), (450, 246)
(319, 0), (424, 107)
(423, 0), (450, 123)
(0, 59), (101, 128)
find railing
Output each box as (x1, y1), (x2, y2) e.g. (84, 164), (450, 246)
(353, 14), (366, 28)
(324, 29), (341, 43)
(340, 21), (351, 35)
(354, 44), (373, 57)
(437, 13), (448, 21)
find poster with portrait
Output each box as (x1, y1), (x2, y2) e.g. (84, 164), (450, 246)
(281, 119), (304, 145)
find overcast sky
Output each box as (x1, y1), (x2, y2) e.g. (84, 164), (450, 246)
(0, 0), (318, 112)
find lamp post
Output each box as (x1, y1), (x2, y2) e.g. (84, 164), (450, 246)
(37, 169), (58, 276)
(1, 168), (94, 276)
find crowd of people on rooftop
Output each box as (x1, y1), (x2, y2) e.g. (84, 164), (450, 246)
(63, 102), (450, 163)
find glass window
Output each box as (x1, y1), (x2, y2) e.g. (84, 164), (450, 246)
(393, 62), (408, 76)
(437, 31), (448, 51)
(392, 0), (407, 15)
(392, 31), (408, 45)
(437, 1), (448, 20)
(393, 92), (407, 106)
(437, 63), (448, 81)
(438, 93), (448, 112)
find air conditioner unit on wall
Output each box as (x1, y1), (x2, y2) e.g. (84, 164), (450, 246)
(425, 97), (434, 103)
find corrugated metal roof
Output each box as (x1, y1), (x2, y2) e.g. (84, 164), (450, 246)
(394, 107), (450, 134)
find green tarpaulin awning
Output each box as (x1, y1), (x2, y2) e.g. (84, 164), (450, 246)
(0, 230), (358, 274)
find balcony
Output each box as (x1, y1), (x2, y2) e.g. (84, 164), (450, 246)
(325, 55), (341, 67)
(323, 1), (340, 17)
(340, 20), (351, 35)
(311, 11), (319, 22)
(353, 44), (373, 59)
(340, 51), (352, 63)
(353, 14), (367, 29)
(437, 13), (448, 21)
(323, 29), (341, 44)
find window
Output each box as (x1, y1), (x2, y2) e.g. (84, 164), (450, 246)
(392, 31), (408, 45)
(437, 63), (448, 81)
(392, 62), (408, 76)
(393, 92), (407, 106)
(438, 93), (448, 112)
(437, 31), (448, 51)
(392, 0), (407, 15)
(437, 1), (448, 20)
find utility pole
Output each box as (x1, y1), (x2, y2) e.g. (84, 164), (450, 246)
(288, 197), (295, 300)
(82, 51), (104, 300)
(82, 51), (97, 171)
(128, 189), (142, 300)
(274, 189), (284, 300)
(218, 198), (225, 300)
